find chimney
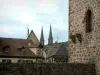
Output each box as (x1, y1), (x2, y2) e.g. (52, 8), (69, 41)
(53, 41), (59, 48)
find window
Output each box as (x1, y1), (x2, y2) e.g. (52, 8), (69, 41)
(17, 60), (33, 63)
(19, 46), (25, 56)
(5, 47), (10, 52)
(86, 9), (92, 33)
(2, 46), (10, 53)
(2, 59), (11, 63)
(37, 49), (41, 55)
(17, 60), (21, 63)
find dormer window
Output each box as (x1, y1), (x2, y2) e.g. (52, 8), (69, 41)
(2, 46), (10, 53)
(19, 46), (25, 56)
(86, 9), (92, 33)
(5, 48), (10, 52)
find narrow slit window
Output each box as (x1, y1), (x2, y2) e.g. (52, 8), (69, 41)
(86, 10), (92, 33)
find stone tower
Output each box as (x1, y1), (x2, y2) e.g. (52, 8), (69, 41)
(48, 24), (53, 46)
(69, 0), (100, 74)
(40, 26), (44, 46)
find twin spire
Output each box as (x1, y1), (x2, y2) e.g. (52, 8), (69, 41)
(40, 26), (44, 46)
(27, 24), (53, 46)
(48, 24), (53, 45)
(40, 24), (53, 46)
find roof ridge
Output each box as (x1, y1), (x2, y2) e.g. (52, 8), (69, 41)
(0, 37), (27, 40)
(48, 44), (60, 57)
(27, 30), (39, 43)
(54, 43), (62, 55)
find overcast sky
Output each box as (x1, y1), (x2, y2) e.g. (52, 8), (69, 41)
(0, 0), (68, 44)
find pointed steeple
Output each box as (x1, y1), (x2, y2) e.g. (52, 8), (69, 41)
(48, 24), (53, 45)
(40, 26), (44, 46)
(27, 25), (29, 38)
(27, 28), (29, 37)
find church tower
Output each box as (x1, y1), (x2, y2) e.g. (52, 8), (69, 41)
(40, 26), (44, 46)
(48, 24), (53, 46)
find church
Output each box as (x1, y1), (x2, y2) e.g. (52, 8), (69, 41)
(40, 25), (68, 63)
(0, 24), (68, 63)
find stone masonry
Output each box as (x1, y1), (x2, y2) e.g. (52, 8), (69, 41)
(68, 0), (100, 75)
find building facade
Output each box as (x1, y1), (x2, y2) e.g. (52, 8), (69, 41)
(28, 30), (43, 57)
(47, 42), (68, 63)
(0, 38), (43, 63)
(0, 30), (44, 63)
(68, 0), (100, 74)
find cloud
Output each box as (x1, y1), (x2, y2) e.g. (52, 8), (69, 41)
(0, 25), (14, 37)
(0, 26), (8, 32)
(34, 0), (57, 13)
(0, 25), (27, 38)
(0, 0), (68, 44)
(19, 12), (34, 24)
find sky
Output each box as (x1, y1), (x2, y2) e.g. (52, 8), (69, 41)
(0, 0), (68, 44)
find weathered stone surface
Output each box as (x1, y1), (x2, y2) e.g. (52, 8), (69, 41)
(69, 0), (100, 75)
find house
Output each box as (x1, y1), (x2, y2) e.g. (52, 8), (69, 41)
(27, 30), (43, 57)
(0, 30), (44, 63)
(46, 42), (68, 63)
(0, 38), (44, 63)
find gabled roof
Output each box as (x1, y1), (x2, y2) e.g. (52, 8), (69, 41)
(0, 38), (43, 58)
(47, 43), (68, 58)
(27, 30), (39, 44)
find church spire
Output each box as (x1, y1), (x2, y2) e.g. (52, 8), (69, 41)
(27, 28), (29, 37)
(48, 24), (53, 45)
(27, 25), (29, 38)
(40, 26), (44, 46)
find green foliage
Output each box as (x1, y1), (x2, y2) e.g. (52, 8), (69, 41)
(60, 41), (68, 48)
(0, 63), (96, 75)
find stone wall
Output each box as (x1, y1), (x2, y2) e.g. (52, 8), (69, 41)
(0, 63), (96, 75)
(68, 0), (100, 74)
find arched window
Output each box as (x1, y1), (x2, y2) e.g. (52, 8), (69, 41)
(86, 10), (92, 33)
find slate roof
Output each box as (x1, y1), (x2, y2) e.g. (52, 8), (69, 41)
(0, 38), (43, 58)
(47, 43), (68, 58)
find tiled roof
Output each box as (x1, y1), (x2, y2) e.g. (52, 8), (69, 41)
(0, 38), (43, 58)
(47, 43), (68, 58)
